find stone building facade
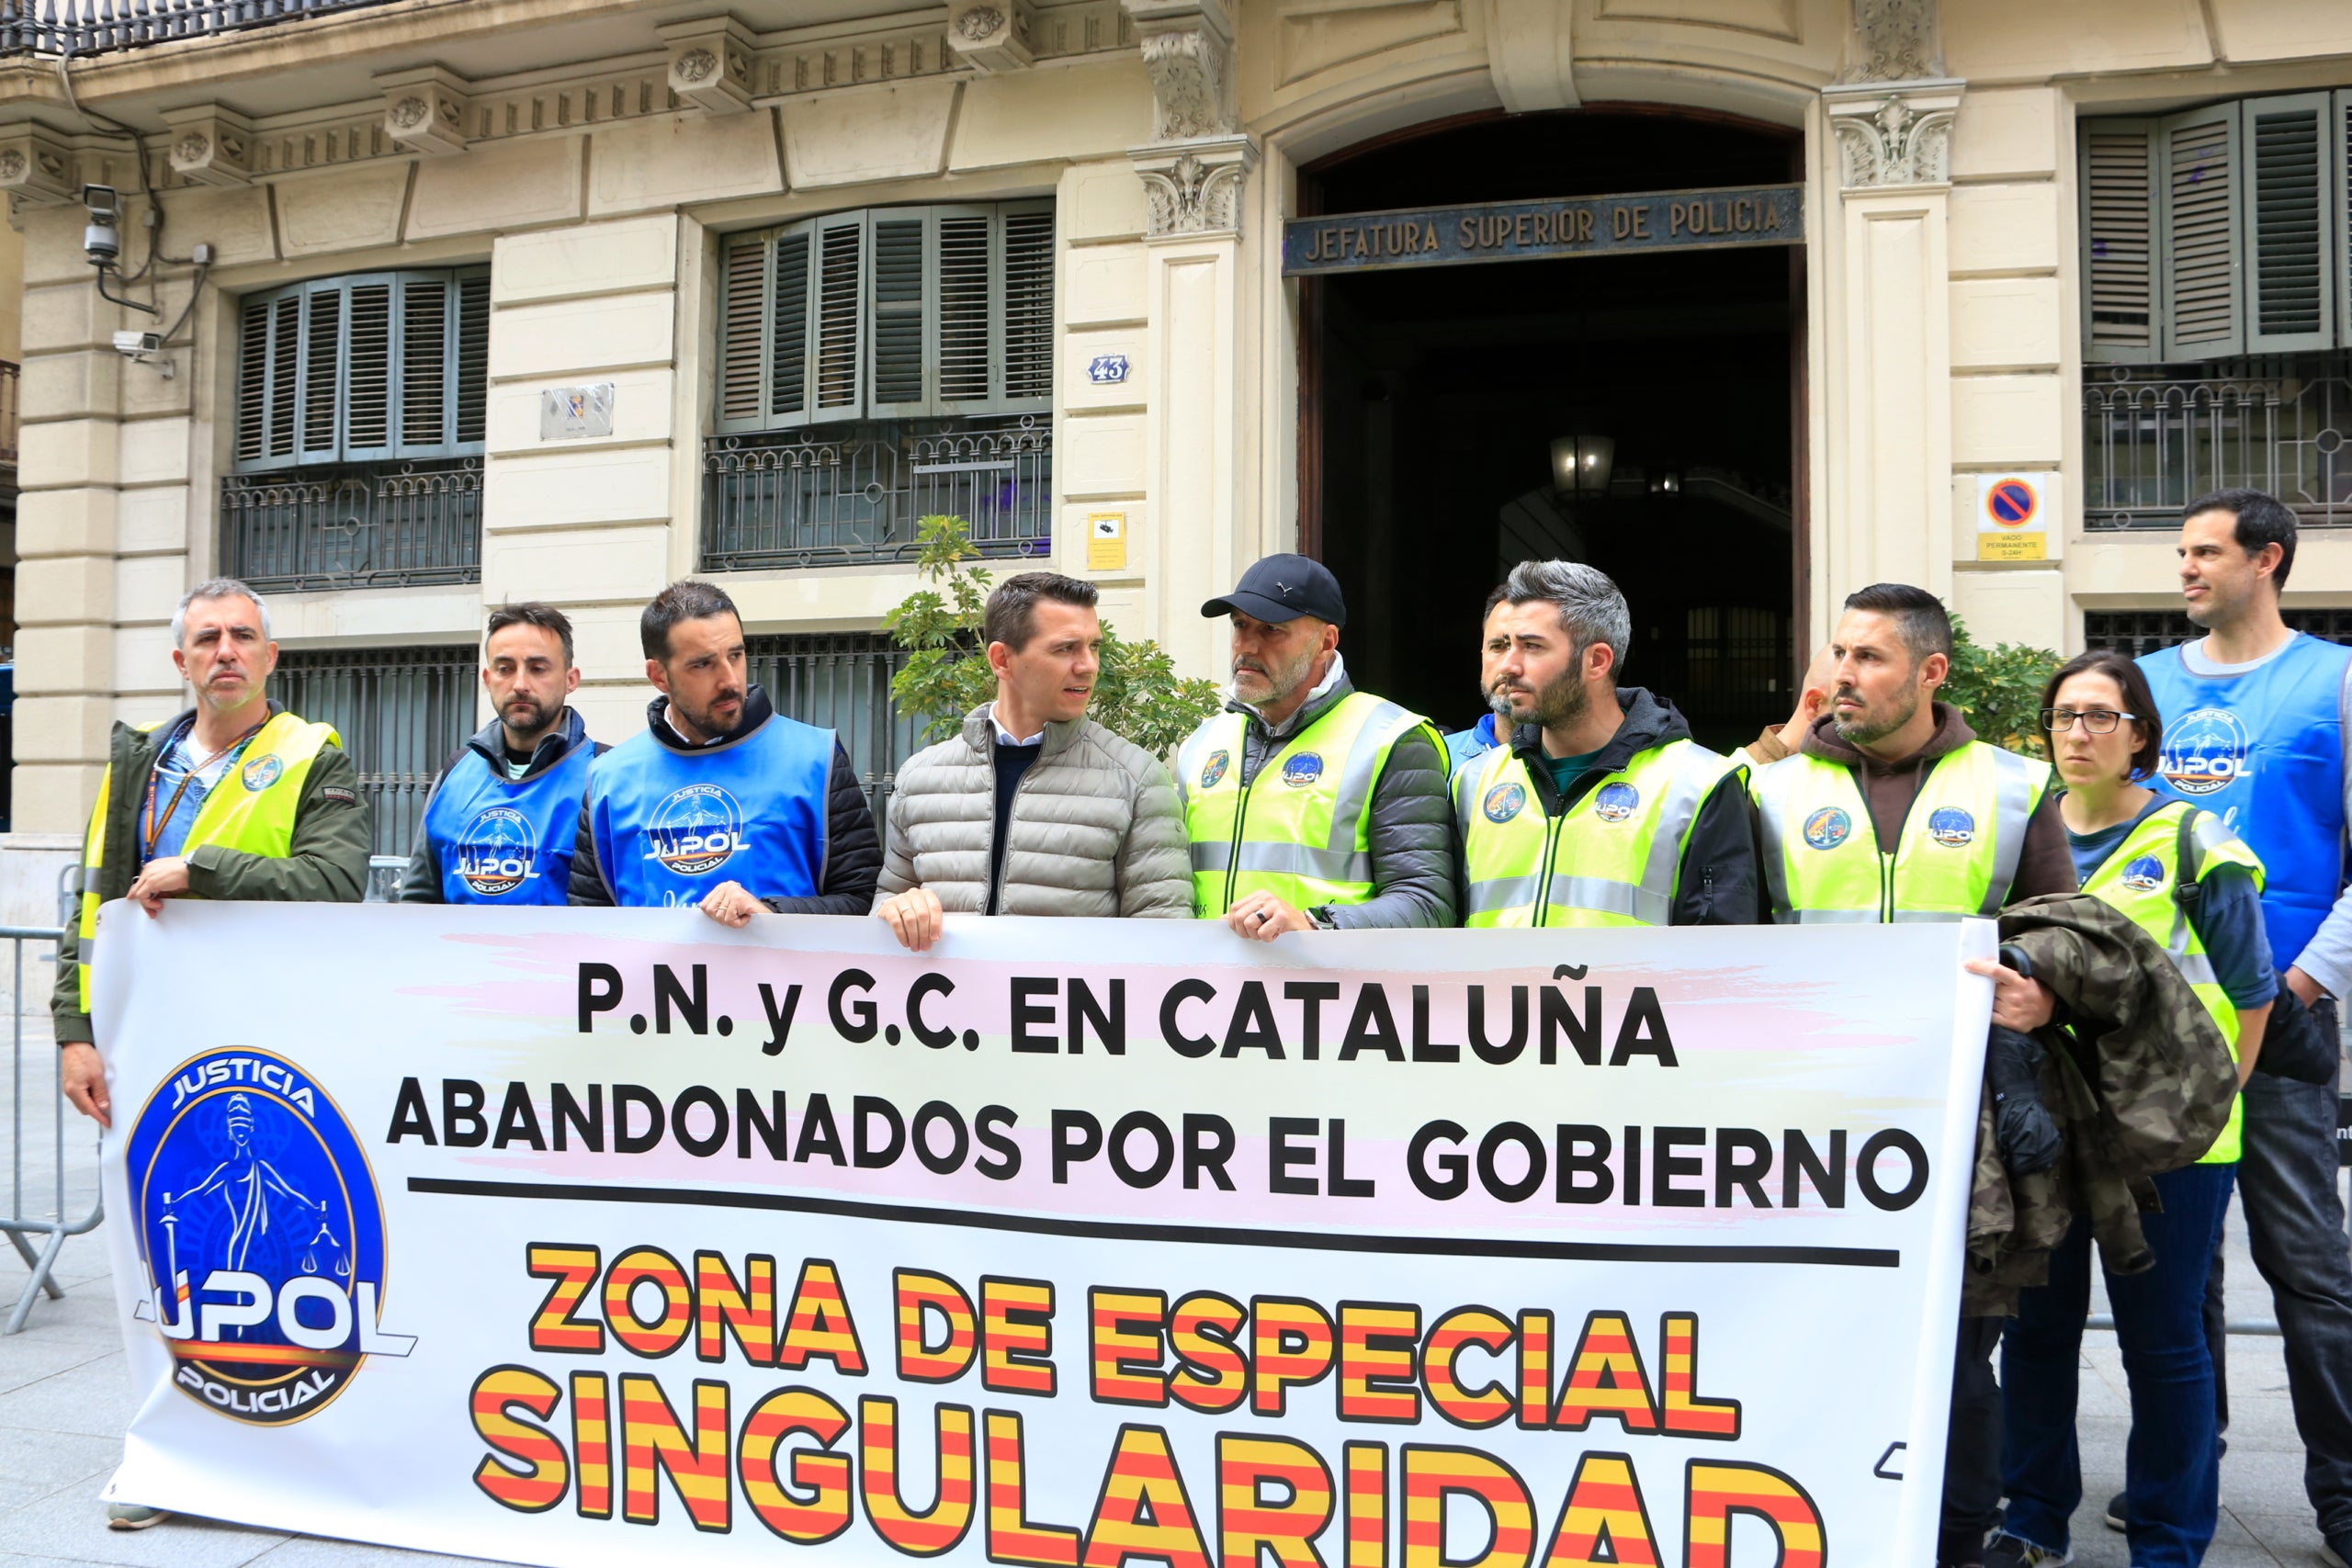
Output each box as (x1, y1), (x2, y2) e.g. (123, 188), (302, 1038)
(0, 0), (2346, 880)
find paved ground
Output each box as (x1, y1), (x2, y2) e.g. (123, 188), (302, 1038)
(3, 1001), (2348, 1566)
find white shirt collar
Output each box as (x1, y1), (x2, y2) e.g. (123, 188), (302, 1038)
(989, 705), (1046, 748)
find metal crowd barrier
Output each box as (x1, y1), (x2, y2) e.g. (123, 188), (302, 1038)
(0, 922), (96, 1335)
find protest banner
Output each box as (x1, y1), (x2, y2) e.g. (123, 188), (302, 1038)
(93, 903), (1994, 1566)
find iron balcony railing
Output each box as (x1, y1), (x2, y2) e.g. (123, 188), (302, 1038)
(220, 457), (481, 592)
(702, 417), (1053, 572)
(0, 360), (19, 467)
(2085, 355), (2352, 530)
(0, 0), (401, 54)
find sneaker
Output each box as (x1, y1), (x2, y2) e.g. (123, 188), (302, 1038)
(105, 1504), (171, 1531)
(2318, 1529), (2350, 1568)
(2103, 1491), (2125, 1532)
(1982, 1534), (2071, 1568)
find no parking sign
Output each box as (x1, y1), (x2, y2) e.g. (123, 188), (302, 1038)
(1976, 472), (2058, 561)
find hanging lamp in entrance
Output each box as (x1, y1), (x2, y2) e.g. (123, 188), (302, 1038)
(1552, 434), (1615, 498)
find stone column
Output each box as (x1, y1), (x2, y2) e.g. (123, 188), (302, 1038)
(1125, 0), (1258, 683)
(1819, 74), (1962, 611)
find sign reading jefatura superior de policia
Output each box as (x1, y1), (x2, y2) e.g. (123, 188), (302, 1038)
(1283, 183), (1804, 276)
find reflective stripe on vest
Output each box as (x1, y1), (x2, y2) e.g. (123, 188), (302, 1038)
(1751, 741), (2052, 924)
(77, 711), (339, 1010)
(1177, 692), (1435, 918)
(2078, 800), (2263, 1164)
(1455, 738), (1741, 928)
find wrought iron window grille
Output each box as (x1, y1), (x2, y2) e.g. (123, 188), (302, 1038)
(748, 632), (922, 837)
(269, 645), (475, 862)
(221, 457), (481, 592)
(703, 416), (1052, 572)
(2083, 608), (2352, 659)
(2084, 353), (2352, 531)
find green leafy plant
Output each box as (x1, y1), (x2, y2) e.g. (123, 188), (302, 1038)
(1942, 615), (2059, 756)
(885, 515), (1224, 758)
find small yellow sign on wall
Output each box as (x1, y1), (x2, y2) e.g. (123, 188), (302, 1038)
(1087, 511), (1127, 571)
(1976, 473), (2055, 562)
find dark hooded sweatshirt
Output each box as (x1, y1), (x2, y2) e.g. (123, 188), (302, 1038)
(1796, 701), (2074, 904)
(1469, 686), (1768, 926)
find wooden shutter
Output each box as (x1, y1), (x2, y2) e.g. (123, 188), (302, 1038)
(2243, 92), (2335, 353)
(2337, 90), (2352, 349)
(810, 213), (866, 424)
(453, 272), (491, 446)
(867, 212), (930, 416)
(298, 288), (342, 460)
(2160, 103), (2244, 361)
(2081, 120), (2159, 364)
(936, 209), (994, 408)
(771, 228), (811, 423)
(343, 280), (395, 460)
(999, 205), (1055, 406)
(398, 276), (451, 453)
(718, 233), (769, 428)
(234, 295), (283, 468)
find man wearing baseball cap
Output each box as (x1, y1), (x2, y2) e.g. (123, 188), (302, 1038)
(1175, 554), (1455, 935)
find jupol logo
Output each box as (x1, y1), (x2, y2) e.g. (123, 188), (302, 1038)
(240, 753), (284, 793)
(1928, 806), (1976, 848)
(2161, 707), (2254, 797)
(646, 783), (743, 876)
(1282, 752), (1325, 788)
(1199, 750), (1230, 790)
(1483, 781), (1526, 823)
(2119, 854), (2166, 892)
(125, 1049), (412, 1425)
(1593, 782), (1640, 822)
(1804, 807), (1851, 851)
(457, 806), (538, 897)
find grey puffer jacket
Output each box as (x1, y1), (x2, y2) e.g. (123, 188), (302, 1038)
(875, 705), (1191, 918)
(1195, 660), (1457, 930)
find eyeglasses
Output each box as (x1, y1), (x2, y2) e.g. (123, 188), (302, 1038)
(2041, 707), (2138, 735)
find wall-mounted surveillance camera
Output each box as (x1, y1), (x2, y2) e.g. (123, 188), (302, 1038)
(82, 183), (120, 268)
(112, 330), (163, 356)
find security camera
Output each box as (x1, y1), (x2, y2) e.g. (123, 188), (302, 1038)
(112, 330), (162, 356)
(82, 183), (120, 267)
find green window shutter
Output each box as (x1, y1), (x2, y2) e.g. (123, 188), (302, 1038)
(718, 232), (769, 428)
(454, 271), (491, 446)
(2243, 92), (2335, 353)
(2336, 90), (2352, 348)
(298, 286), (343, 460)
(867, 211), (931, 416)
(234, 295), (285, 468)
(266, 294), (300, 463)
(2160, 102), (2244, 361)
(2081, 119), (2160, 364)
(935, 209), (994, 409)
(398, 275), (451, 454)
(343, 279), (396, 461)
(772, 227), (811, 423)
(1000, 203), (1056, 407)
(810, 212), (867, 423)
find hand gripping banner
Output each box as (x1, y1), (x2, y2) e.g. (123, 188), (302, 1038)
(93, 904), (1995, 1567)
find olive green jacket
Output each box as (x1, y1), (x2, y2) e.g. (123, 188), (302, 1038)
(51, 705), (372, 1045)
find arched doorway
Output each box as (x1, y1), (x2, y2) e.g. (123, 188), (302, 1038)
(1295, 109), (1805, 750)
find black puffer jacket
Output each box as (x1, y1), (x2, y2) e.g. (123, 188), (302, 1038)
(1222, 659), (1456, 930)
(566, 686), (883, 916)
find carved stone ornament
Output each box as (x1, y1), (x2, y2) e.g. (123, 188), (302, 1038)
(388, 96), (430, 129)
(661, 18), (758, 110)
(174, 131), (209, 164)
(946, 0), (1034, 71)
(1132, 139), (1255, 238)
(1125, 0), (1237, 142)
(1830, 91), (1956, 187)
(673, 47), (719, 82)
(0, 125), (74, 202)
(0, 151), (23, 181)
(160, 103), (257, 186)
(1838, 0), (1942, 85)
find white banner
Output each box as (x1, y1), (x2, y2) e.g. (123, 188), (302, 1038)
(93, 904), (1993, 1567)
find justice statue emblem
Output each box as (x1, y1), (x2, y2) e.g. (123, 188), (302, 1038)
(125, 1048), (413, 1425)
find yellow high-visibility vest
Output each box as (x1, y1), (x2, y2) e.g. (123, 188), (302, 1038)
(2078, 800), (2264, 1164)
(76, 710), (339, 1010)
(1176, 692), (1438, 918)
(1750, 741), (2052, 923)
(1455, 738), (1742, 927)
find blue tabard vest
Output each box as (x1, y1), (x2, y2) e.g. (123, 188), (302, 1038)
(2141, 632), (2352, 968)
(585, 712), (834, 908)
(423, 739), (595, 905)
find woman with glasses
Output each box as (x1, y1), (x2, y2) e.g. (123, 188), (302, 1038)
(1986, 649), (2273, 1568)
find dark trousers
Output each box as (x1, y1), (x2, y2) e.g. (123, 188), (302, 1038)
(1941, 1314), (2007, 1562)
(2215, 1042), (2352, 1540)
(2000, 1163), (2236, 1564)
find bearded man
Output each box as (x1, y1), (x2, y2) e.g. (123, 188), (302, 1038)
(1451, 558), (1761, 928)
(1175, 554), (1455, 935)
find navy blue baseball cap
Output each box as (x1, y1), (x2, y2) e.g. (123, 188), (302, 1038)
(1201, 554), (1347, 628)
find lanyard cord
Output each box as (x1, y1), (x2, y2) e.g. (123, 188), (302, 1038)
(142, 717), (266, 859)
